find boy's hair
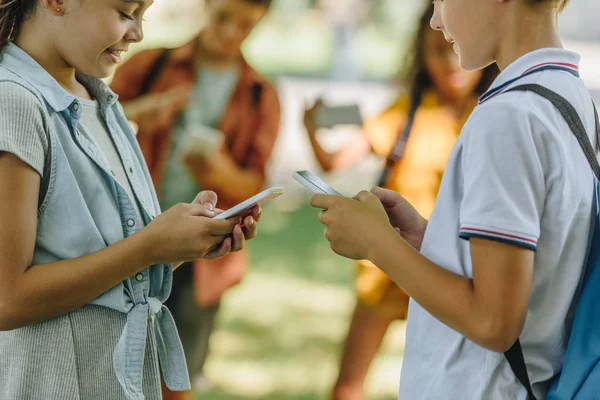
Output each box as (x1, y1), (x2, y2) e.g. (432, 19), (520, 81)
(530, 0), (569, 11)
(0, 0), (36, 49)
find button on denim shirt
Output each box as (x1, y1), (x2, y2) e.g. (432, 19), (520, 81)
(0, 43), (190, 399)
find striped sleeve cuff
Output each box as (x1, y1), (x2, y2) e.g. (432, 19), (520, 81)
(459, 227), (537, 251)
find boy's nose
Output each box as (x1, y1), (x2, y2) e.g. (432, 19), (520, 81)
(430, 2), (443, 31)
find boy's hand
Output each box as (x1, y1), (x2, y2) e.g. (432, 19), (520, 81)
(371, 187), (428, 251)
(310, 191), (396, 261)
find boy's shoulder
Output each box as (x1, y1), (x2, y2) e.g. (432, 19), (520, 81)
(462, 92), (543, 143)
(467, 70), (592, 140)
(456, 87), (570, 180)
(472, 88), (543, 120)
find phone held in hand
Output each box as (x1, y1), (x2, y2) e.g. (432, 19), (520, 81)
(292, 170), (343, 196)
(212, 187), (285, 220)
(313, 104), (363, 129)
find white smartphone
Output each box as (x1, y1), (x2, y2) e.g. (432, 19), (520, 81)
(212, 187), (285, 220)
(292, 170), (343, 196)
(313, 104), (363, 128)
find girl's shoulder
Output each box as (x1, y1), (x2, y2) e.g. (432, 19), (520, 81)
(0, 81), (50, 176)
(0, 80), (49, 127)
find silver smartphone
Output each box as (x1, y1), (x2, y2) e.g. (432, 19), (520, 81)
(313, 104), (363, 128)
(292, 170), (343, 196)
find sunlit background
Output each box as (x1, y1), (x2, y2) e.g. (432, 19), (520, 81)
(113, 1), (600, 398)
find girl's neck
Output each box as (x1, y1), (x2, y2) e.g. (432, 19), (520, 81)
(15, 24), (91, 99)
(495, 7), (563, 71)
(195, 32), (241, 70)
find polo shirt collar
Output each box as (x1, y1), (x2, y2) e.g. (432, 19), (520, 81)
(480, 48), (581, 104)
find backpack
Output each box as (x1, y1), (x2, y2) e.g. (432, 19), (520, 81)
(501, 84), (600, 400)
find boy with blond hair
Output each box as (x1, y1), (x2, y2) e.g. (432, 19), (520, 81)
(309, 0), (599, 398)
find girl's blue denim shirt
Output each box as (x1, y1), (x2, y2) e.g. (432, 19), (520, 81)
(0, 43), (190, 399)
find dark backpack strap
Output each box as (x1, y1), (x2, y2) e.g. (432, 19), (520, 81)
(506, 84), (600, 179)
(139, 48), (172, 96)
(505, 340), (537, 400)
(500, 84), (600, 400)
(377, 87), (423, 187)
(594, 102), (600, 153)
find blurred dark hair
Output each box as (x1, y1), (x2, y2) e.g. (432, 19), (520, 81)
(0, 0), (37, 50)
(243, 0), (273, 7)
(401, 3), (498, 98)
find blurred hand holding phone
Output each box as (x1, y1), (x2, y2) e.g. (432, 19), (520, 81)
(307, 100), (364, 130)
(181, 124), (225, 160)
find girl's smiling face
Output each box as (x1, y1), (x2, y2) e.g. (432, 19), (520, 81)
(52, 0), (152, 78)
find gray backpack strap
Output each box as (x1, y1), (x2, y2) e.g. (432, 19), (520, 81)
(506, 84), (600, 180)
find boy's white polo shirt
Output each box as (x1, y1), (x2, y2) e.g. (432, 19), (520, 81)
(399, 48), (598, 400)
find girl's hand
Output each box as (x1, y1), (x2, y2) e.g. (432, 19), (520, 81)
(309, 191), (396, 261)
(141, 202), (236, 265)
(192, 191), (262, 259)
(237, 205), (261, 243)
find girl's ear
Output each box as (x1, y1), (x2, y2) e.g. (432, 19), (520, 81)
(39, 0), (66, 16)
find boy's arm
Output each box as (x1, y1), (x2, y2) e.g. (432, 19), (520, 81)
(373, 101), (543, 352)
(370, 235), (534, 353)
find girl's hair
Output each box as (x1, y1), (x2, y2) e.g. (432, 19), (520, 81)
(401, 3), (498, 98)
(0, 0), (273, 50)
(530, 0), (569, 11)
(0, 0), (36, 49)
(244, 0), (272, 6)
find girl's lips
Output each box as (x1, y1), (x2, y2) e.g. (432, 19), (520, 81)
(106, 49), (123, 64)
